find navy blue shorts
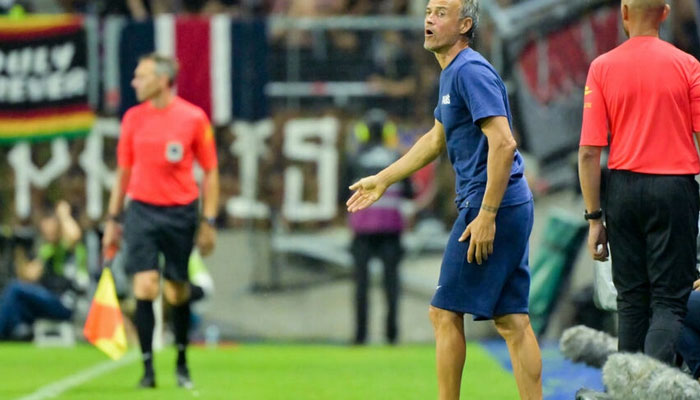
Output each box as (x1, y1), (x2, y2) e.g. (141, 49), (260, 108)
(431, 200), (533, 320)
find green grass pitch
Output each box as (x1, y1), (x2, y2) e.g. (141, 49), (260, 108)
(0, 342), (519, 399)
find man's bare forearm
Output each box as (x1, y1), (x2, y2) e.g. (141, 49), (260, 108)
(57, 210), (82, 247)
(376, 124), (445, 187)
(578, 145), (603, 215)
(480, 117), (516, 212)
(481, 137), (515, 212)
(201, 169), (219, 218)
(107, 168), (131, 217)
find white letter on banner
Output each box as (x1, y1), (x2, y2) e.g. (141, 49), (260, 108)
(6, 50), (20, 75)
(9, 139), (71, 219)
(26, 77), (44, 102)
(51, 43), (75, 72)
(33, 46), (49, 75)
(226, 119), (274, 219)
(7, 77), (24, 103)
(46, 72), (62, 100)
(64, 67), (88, 97)
(19, 47), (32, 76)
(282, 117), (339, 222)
(79, 118), (120, 220)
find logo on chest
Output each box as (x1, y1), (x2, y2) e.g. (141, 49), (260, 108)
(165, 141), (184, 163)
(442, 94), (451, 105)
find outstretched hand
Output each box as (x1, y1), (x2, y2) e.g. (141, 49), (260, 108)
(346, 175), (387, 213)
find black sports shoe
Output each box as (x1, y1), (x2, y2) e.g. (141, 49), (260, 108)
(176, 365), (194, 389)
(138, 373), (156, 388)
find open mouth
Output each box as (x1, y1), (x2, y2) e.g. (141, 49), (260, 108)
(425, 29), (434, 36)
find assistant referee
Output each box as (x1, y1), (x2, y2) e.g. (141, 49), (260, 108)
(103, 53), (219, 389)
(579, 0), (700, 364)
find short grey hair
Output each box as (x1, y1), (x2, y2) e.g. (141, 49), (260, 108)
(459, 0), (479, 41)
(140, 52), (179, 87)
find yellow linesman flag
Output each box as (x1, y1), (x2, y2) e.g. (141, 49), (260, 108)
(83, 268), (127, 360)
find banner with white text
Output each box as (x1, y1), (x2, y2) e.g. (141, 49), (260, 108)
(0, 15), (94, 144)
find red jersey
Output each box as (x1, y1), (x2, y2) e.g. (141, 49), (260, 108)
(580, 36), (700, 174)
(117, 96), (218, 206)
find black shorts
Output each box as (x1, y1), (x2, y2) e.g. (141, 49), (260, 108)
(123, 200), (198, 282)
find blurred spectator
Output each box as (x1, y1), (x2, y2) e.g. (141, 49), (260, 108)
(269, 0), (318, 47)
(99, 0), (171, 19)
(181, 0), (207, 13)
(271, 0), (316, 15)
(55, 0), (88, 12)
(366, 31), (417, 116)
(0, 224), (35, 292)
(0, 201), (87, 341)
(346, 0), (409, 15)
(99, 0), (261, 16)
(672, 0), (700, 57)
(343, 109), (412, 345)
(344, 0), (377, 15)
(200, 0), (244, 15)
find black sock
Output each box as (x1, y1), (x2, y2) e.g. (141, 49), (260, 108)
(172, 302), (191, 368)
(135, 300), (155, 375)
(190, 284), (205, 302)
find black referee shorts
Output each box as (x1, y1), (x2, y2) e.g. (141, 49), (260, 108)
(123, 199), (198, 282)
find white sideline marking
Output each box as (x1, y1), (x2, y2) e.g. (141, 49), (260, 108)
(14, 352), (139, 400)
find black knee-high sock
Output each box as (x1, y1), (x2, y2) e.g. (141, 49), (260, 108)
(135, 300), (155, 375)
(172, 302), (191, 368)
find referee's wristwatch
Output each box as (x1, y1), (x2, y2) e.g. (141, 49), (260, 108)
(584, 209), (603, 221)
(201, 216), (216, 227)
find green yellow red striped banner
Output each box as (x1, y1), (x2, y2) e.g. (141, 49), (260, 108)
(0, 14), (81, 31)
(0, 112), (95, 143)
(0, 15), (94, 144)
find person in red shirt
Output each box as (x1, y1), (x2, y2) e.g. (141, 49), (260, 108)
(579, 0), (700, 365)
(103, 53), (219, 389)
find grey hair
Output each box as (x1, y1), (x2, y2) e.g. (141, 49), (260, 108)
(139, 52), (179, 86)
(459, 0), (479, 41)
